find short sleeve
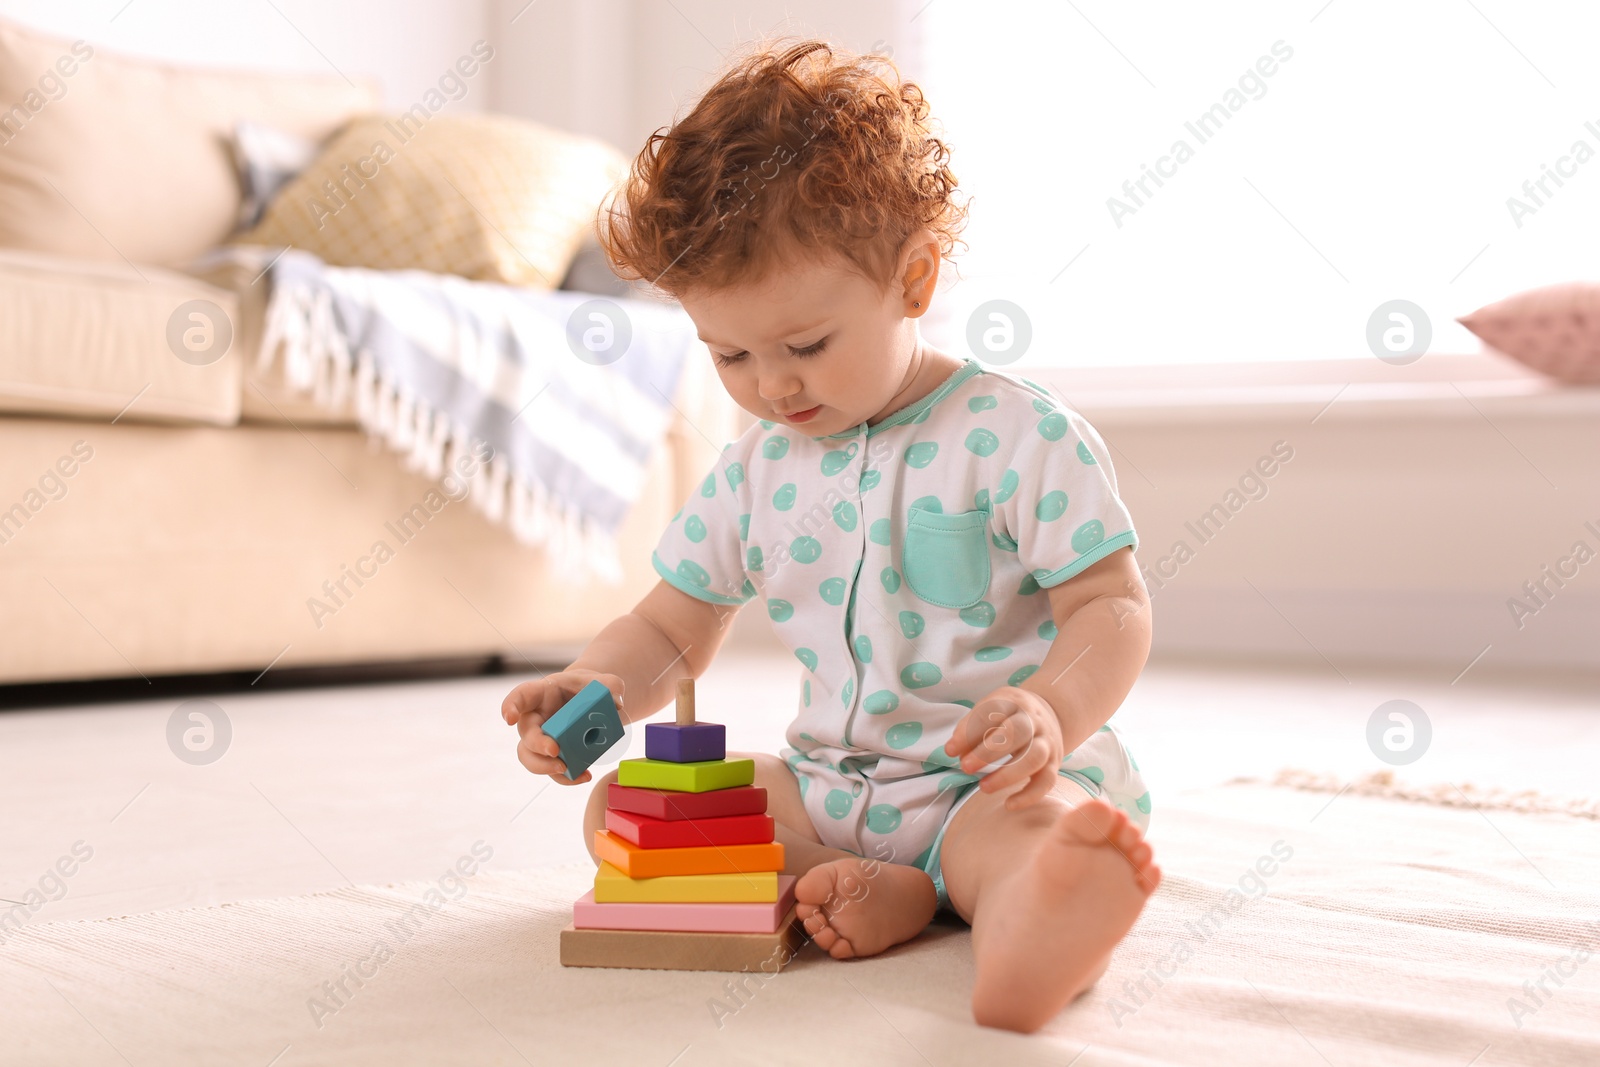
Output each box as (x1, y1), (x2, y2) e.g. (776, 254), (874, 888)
(651, 442), (756, 606)
(991, 397), (1138, 588)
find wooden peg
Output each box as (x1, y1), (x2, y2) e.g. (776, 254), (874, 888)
(676, 677), (695, 725)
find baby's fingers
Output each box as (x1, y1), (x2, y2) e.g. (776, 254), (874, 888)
(515, 737), (591, 784)
(501, 679), (547, 725)
(1002, 759), (1060, 811)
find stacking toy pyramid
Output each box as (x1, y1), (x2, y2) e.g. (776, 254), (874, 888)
(558, 678), (804, 971)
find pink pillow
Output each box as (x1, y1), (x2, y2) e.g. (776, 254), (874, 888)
(1457, 282), (1600, 384)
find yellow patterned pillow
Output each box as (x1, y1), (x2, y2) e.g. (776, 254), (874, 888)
(236, 112), (627, 290)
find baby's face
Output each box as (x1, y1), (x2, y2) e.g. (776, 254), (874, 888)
(680, 250), (920, 436)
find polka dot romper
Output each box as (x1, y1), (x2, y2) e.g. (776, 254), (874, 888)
(651, 358), (1151, 910)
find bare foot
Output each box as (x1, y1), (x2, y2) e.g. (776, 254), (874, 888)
(793, 856), (938, 959)
(970, 798), (1161, 1033)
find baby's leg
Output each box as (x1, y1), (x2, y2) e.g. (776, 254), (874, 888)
(581, 753), (936, 958)
(938, 779), (1161, 1033)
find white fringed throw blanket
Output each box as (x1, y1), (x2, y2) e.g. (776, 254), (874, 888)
(254, 248), (695, 581)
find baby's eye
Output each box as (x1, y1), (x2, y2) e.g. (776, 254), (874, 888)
(713, 351), (746, 369)
(789, 337), (828, 358)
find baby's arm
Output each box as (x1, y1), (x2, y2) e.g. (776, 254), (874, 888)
(1029, 545), (1151, 752)
(945, 546), (1151, 805)
(500, 580), (740, 781)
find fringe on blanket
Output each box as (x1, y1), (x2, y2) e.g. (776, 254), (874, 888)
(257, 280), (625, 584)
(1234, 768), (1600, 819)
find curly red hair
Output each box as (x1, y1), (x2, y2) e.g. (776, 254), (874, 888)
(598, 37), (968, 299)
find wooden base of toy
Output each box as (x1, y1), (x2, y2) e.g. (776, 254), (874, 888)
(559, 905), (805, 972)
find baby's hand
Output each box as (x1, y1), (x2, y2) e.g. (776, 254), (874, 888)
(943, 685), (1065, 810)
(500, 670), (626, 785)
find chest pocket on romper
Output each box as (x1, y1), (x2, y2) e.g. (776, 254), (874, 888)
(901, 506), (991, 609)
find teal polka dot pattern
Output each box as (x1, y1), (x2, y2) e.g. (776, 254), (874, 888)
(1072, 519), (1106, 553)
(1007, 664), (1039, 686)
(758, 419), (776, 429)
(824, 788), (853, 819)
(1036, 490), (1069, 522)
(821, 449), (853, 476)
(863, 689), (899, 715)
(657, 371), (1151, 853)
(937, 771), (978, 795)
(798, 775), (809, 798)
(1037, 412), (1068, 441)
(677, 560), (710, 588)
(865, 803), (903, 834)
(965, 428), (1000, 457)
(1079, 766), (1105, 785)
(885, 721), (922, 749)
(959, 601), (995, 627)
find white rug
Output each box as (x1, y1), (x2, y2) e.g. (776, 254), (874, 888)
(3, 778), (1596, 1067)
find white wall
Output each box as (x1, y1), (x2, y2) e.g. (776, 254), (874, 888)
(487, 0), (909, 156)
(0, 0), (490, 112)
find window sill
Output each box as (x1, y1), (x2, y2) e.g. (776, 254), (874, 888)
(1028, 351), (1600, 425)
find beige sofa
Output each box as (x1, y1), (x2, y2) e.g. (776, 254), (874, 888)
(0, 20), (739, 687)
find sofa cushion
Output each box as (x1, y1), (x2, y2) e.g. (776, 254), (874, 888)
(235, 112), (627, 290)
(0, 248), (242, 425)
(0, 17), (378, 267)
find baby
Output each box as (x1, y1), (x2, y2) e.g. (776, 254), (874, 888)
(502, 38), (1160, 1033)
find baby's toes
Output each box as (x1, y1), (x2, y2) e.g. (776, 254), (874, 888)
(808, 916), (848, 956)
(797, 905), (829, 936)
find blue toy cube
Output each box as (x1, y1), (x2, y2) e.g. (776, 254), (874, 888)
(540, 680), (625, 780)
(645, 721), (726, 763)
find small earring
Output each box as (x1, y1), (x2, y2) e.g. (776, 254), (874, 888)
(912, 300), (921, 308)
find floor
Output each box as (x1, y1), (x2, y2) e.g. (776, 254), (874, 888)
(3, 642), (1596, 928)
